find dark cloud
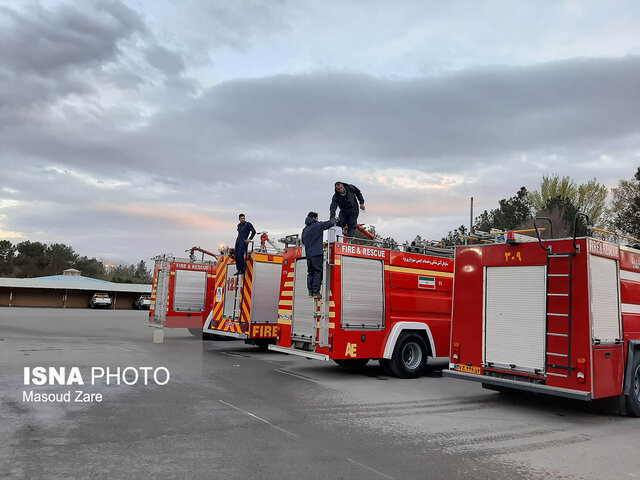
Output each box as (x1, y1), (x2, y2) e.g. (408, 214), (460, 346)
(180, 57), (640, 163)
(0, 1), (143, 75)
(144, 45), (185, 76)
(3, 56), (639, 194)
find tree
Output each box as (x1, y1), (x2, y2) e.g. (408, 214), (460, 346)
(14, 241), (48, 277)
(609, 167), (640, 239)
(474, 187), (532, 232)
(44, 243), (77, 276)
(529, 175), (608, 226)
(0, 240), (16, 276)
(441, 225), (469, 246)
(133, 260), (152, 283)
(534, 196), (587, 237)
(74, 256), (106, 279)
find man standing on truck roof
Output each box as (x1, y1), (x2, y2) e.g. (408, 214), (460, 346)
(329, 181), (365, 240)
(235, 213), (256, 275)
(302, 211), (336, 299)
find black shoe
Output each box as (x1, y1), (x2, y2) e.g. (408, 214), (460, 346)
(312, 291), (322, 299)
(235, 270), (244, 276)
(308, 290), (313, 297)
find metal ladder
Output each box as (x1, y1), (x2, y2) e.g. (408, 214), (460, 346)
(231, 243), (253, 322)
(316, 245), (331, 348)
(230, 274), (244, 321)
(545, 252), (575, 377)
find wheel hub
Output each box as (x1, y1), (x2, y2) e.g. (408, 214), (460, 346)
(634, 365), (640, 402)
(402, 342), (422, 370)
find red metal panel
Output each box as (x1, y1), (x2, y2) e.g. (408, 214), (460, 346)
(592, 345), (624, 398)
(449, 246), (485, 367)
(621, 281), (640, 304)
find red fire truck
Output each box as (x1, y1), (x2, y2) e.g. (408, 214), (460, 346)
(149, 251), (217, 337)
(270, 230), (454, 377)
(444, 223), (640, 416)
(202, 243), (284, 350)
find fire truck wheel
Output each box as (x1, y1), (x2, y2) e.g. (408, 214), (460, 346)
(333, 359), (369, 370)
(626, 353), (640, 417)
(187, 328), (202, 337)
(387, 332), (429, 378)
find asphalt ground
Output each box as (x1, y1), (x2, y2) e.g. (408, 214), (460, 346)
(0, 307), (638, 480)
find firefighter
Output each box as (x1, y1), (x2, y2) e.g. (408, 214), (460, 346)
(302, 211), (336, 299)
(234, 213), (256, 275)
(329, 181), (365, 239)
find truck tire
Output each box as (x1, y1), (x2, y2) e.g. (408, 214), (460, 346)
(625, 353), (640, 417)
(188, 328), (202, 337)
(386, 332), (429, 378)
(333, 359), (369, 370)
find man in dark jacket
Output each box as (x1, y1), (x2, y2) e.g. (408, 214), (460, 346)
(235, 213), (256, 275)
(302, 212), (336, 299)
(329, 181), (365, 239)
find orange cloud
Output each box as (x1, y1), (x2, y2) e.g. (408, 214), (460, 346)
(97, 203), (235, 230)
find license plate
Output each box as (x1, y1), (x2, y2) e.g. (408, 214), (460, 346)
(452, 364), (482, 375)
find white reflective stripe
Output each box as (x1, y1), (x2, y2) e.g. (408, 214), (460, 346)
(621, 269), (640, 282)
(622, 303), (640, 314)
(382, 322), (436, 359)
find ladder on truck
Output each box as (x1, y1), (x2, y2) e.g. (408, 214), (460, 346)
(315, 245), (332, 348)
(545, 251), (575, 378)
(292, 240), (332, 348)
(534, 215), (585, 379)
(228, 241), (254, 322)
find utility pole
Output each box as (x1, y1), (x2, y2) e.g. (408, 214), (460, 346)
(470, 197), (474, 234)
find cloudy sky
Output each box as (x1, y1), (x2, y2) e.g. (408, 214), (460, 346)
(1, 0), (639, 266)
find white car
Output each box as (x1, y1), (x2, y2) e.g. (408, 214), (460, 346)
(89, 293), (112, 309)
(134, 295), (151, 310)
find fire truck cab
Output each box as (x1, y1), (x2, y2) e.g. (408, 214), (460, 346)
(202, 243), (284, 350)
(444, 226), (640, 416)
(150, 254), (216, 336)
(270, 229), (454, 378)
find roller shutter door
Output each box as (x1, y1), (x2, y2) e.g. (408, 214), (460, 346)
(341, 256), (384, 330)
(251, 261), (282, 324)
(590, 255), (621, 343)
(173, 269), (207, 312)
(484, 266), (546, 372)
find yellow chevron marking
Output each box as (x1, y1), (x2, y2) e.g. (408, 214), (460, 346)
(288, 272), (294, 277)
(278, 319), (292, 325)
(329, 301), (335, 307)
(329, 322), (335, 329)
(385, 265), (454, 278)
(284, 281), (293, 287)
(278, 308), (292, 315)
(280, 290), (293, 297)
(279, 300), (293, 306)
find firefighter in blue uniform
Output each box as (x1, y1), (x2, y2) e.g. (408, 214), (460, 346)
(329, 181), (365, 239)
(235, 213), (256, 275)
(302, 212), (336, 299)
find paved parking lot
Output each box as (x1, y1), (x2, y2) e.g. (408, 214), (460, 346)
(0, 307), (638, 479)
